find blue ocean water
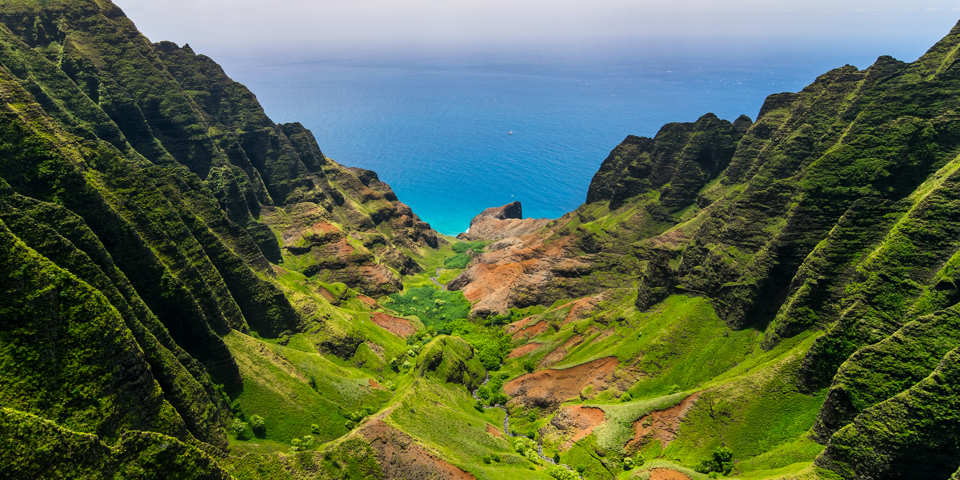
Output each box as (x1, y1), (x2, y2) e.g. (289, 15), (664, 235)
(220, 47), (919, 235)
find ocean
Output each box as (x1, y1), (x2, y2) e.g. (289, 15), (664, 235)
(218, 45), (923, 236)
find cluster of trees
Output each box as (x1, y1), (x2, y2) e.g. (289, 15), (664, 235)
(475, 372), (510, 407)
(383, 287), (471, 329)
(228, 401), (266, 439)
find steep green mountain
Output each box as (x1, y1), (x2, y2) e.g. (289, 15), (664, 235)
(2, 0), (960, 479)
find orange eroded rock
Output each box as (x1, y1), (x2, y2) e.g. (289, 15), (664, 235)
(361, 420), (476, 479)
(562, 296), (601, 325)
(371, 313), (417, 338)
(627, 393), (701, 450)
(449, 234), (579, 317)
(504, 356), (618, 408)
(368, 378), (384, 389)
(486, 424), (503, 438)
(507, 343), (543, 359)
(551, 405), (605, 451)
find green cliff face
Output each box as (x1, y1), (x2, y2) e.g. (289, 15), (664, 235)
(0, 0), (444, 476)
(3, 0), (960, 478)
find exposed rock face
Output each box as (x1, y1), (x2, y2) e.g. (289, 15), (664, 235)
(457, 201), (551, 241)
(475, 201), (523, 222)
(586, 113), (752, 210)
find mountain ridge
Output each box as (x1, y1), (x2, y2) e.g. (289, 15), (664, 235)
(1, 1), (959, 479)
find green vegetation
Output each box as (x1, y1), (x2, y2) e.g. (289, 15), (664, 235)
(3, 1), (960, 479)
(444, 253), (472, 269)
(382, 287), (472, 329)
(453, 241), (489, 254)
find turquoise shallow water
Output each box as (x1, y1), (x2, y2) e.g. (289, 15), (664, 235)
(220, 47), (908, 235)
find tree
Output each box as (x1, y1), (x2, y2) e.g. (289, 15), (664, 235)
(696, 446), (734, 475)
(229, 418), (248, 437)
(250, 415), (266, 436)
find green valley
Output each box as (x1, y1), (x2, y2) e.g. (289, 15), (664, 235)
(1, 1), (959, 479)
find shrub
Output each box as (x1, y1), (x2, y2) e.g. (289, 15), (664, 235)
(696, 446), (734, 475)
(302, 435), (315, 449)
(452, 241), (487, 254)
(621, 392), (632, 402)
(230, 400), (245, 420)
(444, 253), (471, 269)
(523, 359), (536, 373)
(547, 465), (578, 480)
(310, 424), (320, 434)
(249, 415), (266, 436)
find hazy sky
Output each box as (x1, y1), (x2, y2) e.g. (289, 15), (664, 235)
(113, 0), (960, 58)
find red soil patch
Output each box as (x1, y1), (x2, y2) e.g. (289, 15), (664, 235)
(647, 229), (689, 248)
(318, 287), (338, 304)
(504, 317), (533, 335)
(486, 424), (503, 438)
(511, 321), (549, 341)
(650, 469), (692, 480)
(368, 378), (385, 389)
(504, 356), (618, 408)
(371, 313), (416, 338)
(309, 221), (340, 235)
(627, 393), (701, 450)
(540, 334), (583, 368)
(562, 296), (601, 325)
(550, 405), (605, 450)
(507, 343), (543, 359)
(361, 420), (475, 480)
(357, 294), (379, 308)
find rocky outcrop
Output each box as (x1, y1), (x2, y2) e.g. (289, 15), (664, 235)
(457, 201), (551, 241)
